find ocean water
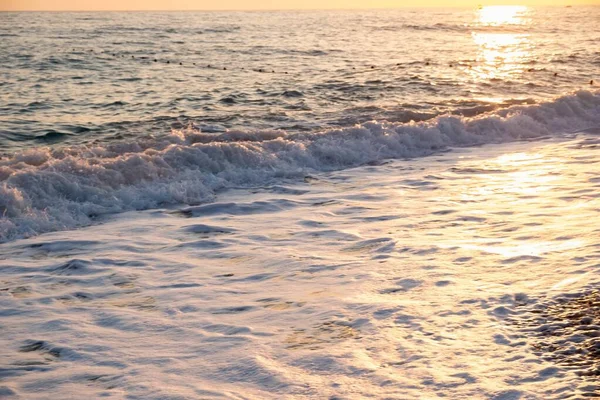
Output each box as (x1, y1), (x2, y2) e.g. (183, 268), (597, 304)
(1, 6), (600, 399)
(1, 7), (599, 148)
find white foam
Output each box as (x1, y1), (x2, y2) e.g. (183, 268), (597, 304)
(1, 90), (599, 241)
(3, 134), (600, 398)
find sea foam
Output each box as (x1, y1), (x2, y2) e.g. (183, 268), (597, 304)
(1, 90), (599, 241)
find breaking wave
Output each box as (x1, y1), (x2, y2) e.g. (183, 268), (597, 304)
(1, 90), (599, 241)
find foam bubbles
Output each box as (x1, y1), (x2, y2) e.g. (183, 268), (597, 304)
(1, 90), (599, 241)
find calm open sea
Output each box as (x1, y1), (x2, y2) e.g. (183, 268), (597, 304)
(0, 7), (598, 148)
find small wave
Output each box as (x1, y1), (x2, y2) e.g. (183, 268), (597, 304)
(198, 26), (241, 34)
(373, 23), (461, 33)
(21, 101), (51, 111)
(1, 90), (599, 242)
(66, 126), (91, 134)
(288, 49), (331, 56)
(281, 90), (304, 98)
(102, 101), (128, 107)
(34, 131), (71, 141)
(220, 96), (237, 104)
(375, 21), (542, 35)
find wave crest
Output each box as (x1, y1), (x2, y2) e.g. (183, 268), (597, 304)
(1, 90), (599, 241)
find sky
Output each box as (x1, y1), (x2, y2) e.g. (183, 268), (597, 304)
(2, 0), (599, 11)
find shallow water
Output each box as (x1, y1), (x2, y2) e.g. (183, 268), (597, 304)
(2, 134), (600, 398)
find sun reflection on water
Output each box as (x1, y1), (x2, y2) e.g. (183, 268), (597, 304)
(478, 5), (529, 26)
(441, 146), (588, 259)
(470, 6), (534, 82)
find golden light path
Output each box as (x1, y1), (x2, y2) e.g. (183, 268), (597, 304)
(438, 146), (588, 258)
(478, 5), (529, 26)
(469, 5), (535, 93)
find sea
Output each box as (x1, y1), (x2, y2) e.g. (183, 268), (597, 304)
(1, 6), (600, 399)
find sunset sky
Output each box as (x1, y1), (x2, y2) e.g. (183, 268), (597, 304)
(2, 0), (599, 11)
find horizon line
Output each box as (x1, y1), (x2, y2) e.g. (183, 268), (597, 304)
(0, 4), (593, 12)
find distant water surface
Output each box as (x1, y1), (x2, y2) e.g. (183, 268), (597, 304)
(0, 7), (598, 149)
